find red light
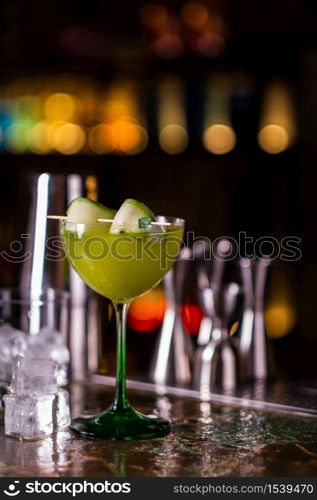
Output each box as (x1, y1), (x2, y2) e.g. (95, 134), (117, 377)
(128, 294), (166, 332)
(154, 34), (184, 59)
(194, 32), (225, 58)
(128, 291), (204, 335)
(182, 304), (204, 335)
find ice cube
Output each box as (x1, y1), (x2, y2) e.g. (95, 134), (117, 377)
(4, 393), (54, 440)
(53, 389), (71, 429)
(0, 386), (8, 424)
(26, 326), (70, 386)
(37, 326), (66, 345)
(0, 323), (27, 385)
(11, 356), (58, 396)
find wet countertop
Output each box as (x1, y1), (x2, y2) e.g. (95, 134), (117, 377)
(1, 381), (317, 477)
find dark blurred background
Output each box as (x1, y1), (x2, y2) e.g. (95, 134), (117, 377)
(0, 0), (317, 380)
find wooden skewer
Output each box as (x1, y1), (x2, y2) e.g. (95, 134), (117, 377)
(47, 215), (67, 220)
(97, 218), (172, 226)
(150, 221), (172, 227)
(96, 218), (119, 223)
(47, 215), (172, 226)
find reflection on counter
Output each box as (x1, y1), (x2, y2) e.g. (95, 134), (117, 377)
(1, 382), (317, 477)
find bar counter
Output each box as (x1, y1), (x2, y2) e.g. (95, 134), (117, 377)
(1, 382), (317, 477)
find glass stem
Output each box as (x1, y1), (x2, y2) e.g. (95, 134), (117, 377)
(112, 301), (131, 411)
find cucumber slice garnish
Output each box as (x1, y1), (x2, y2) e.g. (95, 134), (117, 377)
(110, 198), (155, 233)
(66, 197), (116, 224)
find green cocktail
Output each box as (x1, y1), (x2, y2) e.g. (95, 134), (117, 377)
(63, 224), (183, 303)
(61, 198), (184, 440)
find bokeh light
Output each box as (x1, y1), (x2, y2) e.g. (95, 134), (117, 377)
(139, 3), (168, 31)
(265, 267), (297, 339)
(52, 122), (85, 154)
(154, 34), (184, 59)
(116, 122), (148, 154)
(4, 122), (30, 153)
(265, 303), (296, 339)
(159, 124), (188, 154)
(30, 121), (53, 154)
(0, 76), (297, 158)
(16, 96), (37, 121)
(101, 100), (135, 124)
(203, 123), (236, 154)
(195, 32), (225, 58)
(158, 77), (187, 154)
(128, 288), (166, 332)
(181, 2), (209, 29)
(44, 93), (78, 122)
(89, 124), (115, 154)
(258, 124), (289, 154)
(85, 175), (98, 201)
(203, 75), (235, 153)
(258, 81), (296, 154)
(0, 100), (13, 133)
(182, 304), (204, 335)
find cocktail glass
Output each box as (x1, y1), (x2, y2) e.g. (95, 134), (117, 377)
(61, 215), (184, 440)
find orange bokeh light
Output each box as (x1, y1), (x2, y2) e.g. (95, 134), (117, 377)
(44, 93), (78, 122)
(30, 120), (53, 154)
(203, 124), (236, 154)
(89, 124), (115, 154)
(181, 2), (209, 29)
(128, 292), (204, 335)
(139, 3), (168, 31)
(115, 121), (148, 154)
(128, 289), (166, 332)
(52, 122), (85, 154)
(101, 100), (136, 124)
(159, 124), (188, 154)
(258, 124), (289, 154)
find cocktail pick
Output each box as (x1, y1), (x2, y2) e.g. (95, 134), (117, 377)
(47, 215), (172, 226)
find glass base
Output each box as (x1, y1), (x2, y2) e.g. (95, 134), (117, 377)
(71, 404), (171, 440)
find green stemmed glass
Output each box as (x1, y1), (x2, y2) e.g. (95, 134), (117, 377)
(61, 215), (184, 440)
